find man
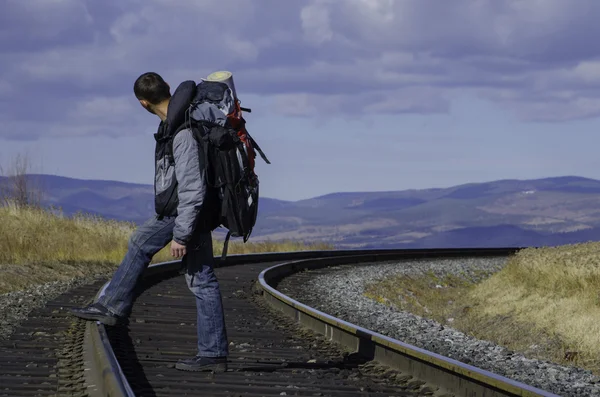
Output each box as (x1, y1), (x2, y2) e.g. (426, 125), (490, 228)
(70, 72), (229, 372)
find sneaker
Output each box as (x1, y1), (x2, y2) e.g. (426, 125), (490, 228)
(69, 302), (126, 326)
(175, 355), (228, 372)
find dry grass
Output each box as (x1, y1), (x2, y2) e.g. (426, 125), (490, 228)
(363, 269), (495, 328)
(364, 242), (600, 375)
(0, 202), (332, 294)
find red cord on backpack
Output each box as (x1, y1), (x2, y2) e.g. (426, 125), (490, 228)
(227, 100), (257, 174)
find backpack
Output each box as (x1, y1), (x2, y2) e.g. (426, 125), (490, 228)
(175, 79), (270, 261)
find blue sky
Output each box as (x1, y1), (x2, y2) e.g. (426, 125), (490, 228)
(2, 0), (600, 201)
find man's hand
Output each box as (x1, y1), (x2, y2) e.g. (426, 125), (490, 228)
(170, 240), (187, 258)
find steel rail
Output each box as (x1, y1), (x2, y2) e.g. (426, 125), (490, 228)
(81, 248), (404, 396)
(258, 249), (560, 397)
(81, 247), (560, 397)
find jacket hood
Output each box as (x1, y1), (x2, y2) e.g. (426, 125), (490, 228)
(155, 80), (197, 140)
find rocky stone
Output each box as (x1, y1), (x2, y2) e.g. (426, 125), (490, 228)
(277, 257), (600, 397)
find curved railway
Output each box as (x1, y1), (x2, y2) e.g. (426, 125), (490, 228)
(0, 248), (564, 397)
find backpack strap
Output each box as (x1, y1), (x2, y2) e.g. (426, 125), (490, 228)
(165, 122), (192, 165)
(220, 231), (232, 264)
(247, 134), (271, 164)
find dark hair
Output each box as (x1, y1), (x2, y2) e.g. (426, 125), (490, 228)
(133, 72), (171, 104)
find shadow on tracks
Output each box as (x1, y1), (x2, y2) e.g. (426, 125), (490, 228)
(102, 270), (184, 397)
(106, 324), (157, 397)
(102, 266), (374, 395)
(228, 352), (370, 372)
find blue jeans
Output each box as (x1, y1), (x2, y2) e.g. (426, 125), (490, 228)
(97, 215), (229, 357)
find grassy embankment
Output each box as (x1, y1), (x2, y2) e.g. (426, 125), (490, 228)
(364, 242), (600, 374)
(0, 202), (332, 294)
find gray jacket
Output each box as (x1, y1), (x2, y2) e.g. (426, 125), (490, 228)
(153, 80), (208, 246)
(171, 129), (206, 245)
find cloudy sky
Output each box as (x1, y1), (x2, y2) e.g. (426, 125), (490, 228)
(2, 0), (600, 201)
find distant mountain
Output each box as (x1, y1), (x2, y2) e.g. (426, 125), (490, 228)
(3, 174), (600, 248)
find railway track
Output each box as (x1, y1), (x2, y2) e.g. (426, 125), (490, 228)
(0, 248), (564, 397)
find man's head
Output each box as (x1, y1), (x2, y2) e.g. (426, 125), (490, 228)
(133, 72), (171, 119)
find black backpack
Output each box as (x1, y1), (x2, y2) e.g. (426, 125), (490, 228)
(175, 80), (270, 261)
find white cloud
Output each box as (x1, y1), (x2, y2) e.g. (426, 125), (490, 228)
(0, 80), (12, 95)
(70, 96), (139, 120)
(300, 2), (334, 45)
(273, 86), (449, 117)
(1, 0), (93, 43)
(573, 61), (600, 84)
(3, 0), (600, 140)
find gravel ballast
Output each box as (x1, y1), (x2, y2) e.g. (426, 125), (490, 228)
(0, 272), (112, 340)
(276, 256), (600, 397)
